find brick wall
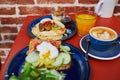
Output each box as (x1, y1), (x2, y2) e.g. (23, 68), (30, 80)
(0, 0), (120, 64)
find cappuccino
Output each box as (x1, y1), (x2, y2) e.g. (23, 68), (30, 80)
(89, 27), (117, 41)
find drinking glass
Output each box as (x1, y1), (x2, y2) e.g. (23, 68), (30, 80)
(75, 10), (97, 36)
(51, 7), (65, 21)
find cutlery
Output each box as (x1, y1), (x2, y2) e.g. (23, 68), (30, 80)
(85, 38), (90, 61)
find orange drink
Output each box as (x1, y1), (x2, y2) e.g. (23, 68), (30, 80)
(76, 11), (97, 36)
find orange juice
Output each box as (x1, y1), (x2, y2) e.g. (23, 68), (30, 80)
(76, 14), (96, 36)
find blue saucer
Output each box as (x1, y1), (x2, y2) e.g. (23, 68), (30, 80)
(80, 35), (120, 60)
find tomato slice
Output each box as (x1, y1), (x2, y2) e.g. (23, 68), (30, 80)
(49, 40), (61, 48)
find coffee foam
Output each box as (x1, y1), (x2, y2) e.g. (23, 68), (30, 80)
(90, 27), (117, 41)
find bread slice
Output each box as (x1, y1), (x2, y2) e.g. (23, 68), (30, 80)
(55, 61), (71, 70)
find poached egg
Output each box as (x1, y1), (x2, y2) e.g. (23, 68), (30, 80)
(36, 41), (59, 59)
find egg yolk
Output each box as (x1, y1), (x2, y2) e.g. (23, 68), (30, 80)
(42, 49), (50, 58)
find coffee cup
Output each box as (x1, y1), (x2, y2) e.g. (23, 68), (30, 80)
(95, 0), (117, 18)
(89, 26), (120, 51)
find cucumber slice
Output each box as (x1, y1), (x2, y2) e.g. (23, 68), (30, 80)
(52, 25), (61, 30)
(62, 53), (71, 65)
(52, 53), (64, 67)
(31, 61), (39, 67)
(52, 53), (71, 67)
(60, 45), (71, 52)
(25, 51), (39, 63)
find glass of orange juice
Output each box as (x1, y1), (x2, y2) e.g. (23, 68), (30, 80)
(75, 10), (97, 36)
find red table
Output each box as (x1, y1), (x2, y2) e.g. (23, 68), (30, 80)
(0, 15), (120, 80)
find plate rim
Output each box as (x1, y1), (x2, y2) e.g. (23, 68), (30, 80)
(27, 15), (77, 41)
(5, 42), (90, 80)
(80, 35), (120, 60)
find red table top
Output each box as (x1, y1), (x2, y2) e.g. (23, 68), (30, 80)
(0, 15), (120, 80)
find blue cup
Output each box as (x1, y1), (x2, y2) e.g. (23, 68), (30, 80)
(89, 27), (120, 51)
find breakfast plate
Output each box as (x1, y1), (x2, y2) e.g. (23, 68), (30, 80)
(5, 42), (90, 80)
(80, 35), (120, 60)
(27, 15), (77, 40)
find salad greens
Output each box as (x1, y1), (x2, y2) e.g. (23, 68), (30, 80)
(9, 63), (65, 80)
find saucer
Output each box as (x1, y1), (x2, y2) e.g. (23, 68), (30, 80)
(80, 35), (120, 60)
